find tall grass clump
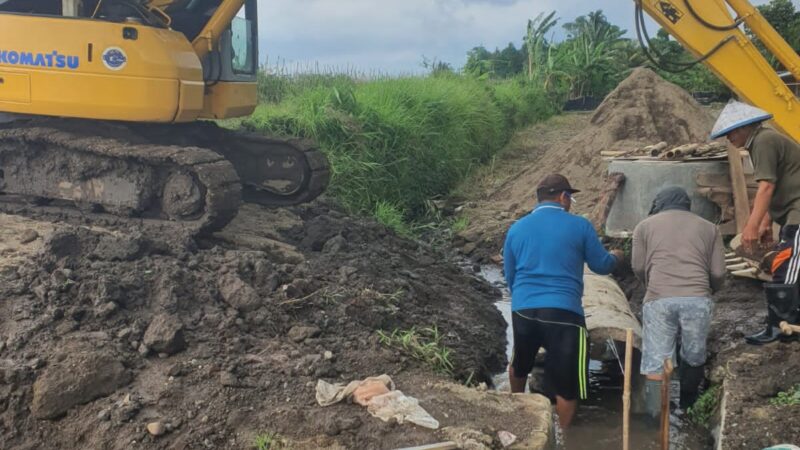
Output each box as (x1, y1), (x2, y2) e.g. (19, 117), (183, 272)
(245, 73), (559, 226)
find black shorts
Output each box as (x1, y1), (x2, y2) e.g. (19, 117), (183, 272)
(511, 308), (589, 401)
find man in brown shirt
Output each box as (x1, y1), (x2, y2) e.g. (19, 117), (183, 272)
(632, 187), (726, 417)
(711, 100), (800, 344)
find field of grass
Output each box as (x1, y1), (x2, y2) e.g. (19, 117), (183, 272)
(244, 71), (561, 230)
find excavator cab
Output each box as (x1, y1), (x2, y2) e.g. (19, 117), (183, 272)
(0, 0), (258, 121)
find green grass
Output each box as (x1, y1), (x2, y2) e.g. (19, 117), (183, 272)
(244, 73), (560, 229)
(377, 326), (455, 375)
(375, 201), (411, 237)
(687, 385), (721, 427)
(770, 384), (800, 406)
(253, 432), (285, 450)
(450, 215), (470, 234)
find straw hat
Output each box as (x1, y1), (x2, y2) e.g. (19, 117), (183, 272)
(710, 100), (772, 139)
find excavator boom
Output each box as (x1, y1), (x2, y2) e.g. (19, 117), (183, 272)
(638, 0), (800, 142)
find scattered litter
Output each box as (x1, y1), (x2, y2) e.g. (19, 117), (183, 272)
(316, 374), (394, 407)
(367, 390), (439, 429)
(316, 375), (439, 429)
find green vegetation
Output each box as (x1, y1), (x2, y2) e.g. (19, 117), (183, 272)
(377, 326), (455, 375)
(245, 74), (559, 227)
(253, 432), (286, 450)
(244, 1), (799, 232)
(770, 383), (800, 406)
(687, 385), (721, 427)
(450, 216), (470, 234)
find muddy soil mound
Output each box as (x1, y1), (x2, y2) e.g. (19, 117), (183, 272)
(0, 202), (507, 449)
(457, 68), (715, 262)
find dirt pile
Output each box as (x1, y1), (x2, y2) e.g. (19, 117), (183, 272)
(457, 67), (715, 261)
(0, 202), (517, 449)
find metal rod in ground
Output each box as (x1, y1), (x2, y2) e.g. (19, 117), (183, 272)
(660, 358), (674, 450)
(623, 328), (634, 450)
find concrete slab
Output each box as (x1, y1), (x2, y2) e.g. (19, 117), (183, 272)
(605, 160), (730, 237)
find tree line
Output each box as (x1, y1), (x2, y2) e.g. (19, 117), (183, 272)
(459, 0), (800, 101)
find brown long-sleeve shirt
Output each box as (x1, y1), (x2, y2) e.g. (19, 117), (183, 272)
(632, 210), (726, 303)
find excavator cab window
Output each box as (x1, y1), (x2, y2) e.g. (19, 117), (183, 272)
(230, 1), (256, 75)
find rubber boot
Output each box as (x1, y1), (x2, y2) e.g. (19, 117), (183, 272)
(643, 379), (662, 425)
(746, 284), (800, 345)
(678, 364), (705, 410)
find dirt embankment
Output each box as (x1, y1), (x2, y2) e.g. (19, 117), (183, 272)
(455, 68), (715, 262)
(0, 201), (521, 449)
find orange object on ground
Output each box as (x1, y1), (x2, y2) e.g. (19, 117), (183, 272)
(353, 380), (391, 406)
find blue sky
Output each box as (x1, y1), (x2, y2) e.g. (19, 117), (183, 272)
(257, 0), (795, 74)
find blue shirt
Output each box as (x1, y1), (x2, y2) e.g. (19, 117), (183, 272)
(503, 202), (618, 316)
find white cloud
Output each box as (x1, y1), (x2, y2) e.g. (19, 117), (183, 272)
(255, 0), (799, 74)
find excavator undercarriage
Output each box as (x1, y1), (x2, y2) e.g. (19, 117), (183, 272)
(0, 119), (329, 234)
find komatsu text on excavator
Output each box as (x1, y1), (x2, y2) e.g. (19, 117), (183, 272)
(0, 0), (330, 234)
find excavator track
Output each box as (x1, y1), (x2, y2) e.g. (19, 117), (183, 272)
(0, 122), (241, 235)
(129, 122), (331, 207)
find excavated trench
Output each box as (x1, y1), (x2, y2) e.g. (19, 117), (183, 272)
(473, 264), (710, 450)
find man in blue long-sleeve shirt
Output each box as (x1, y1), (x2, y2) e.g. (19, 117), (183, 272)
(503, 174), (622, 429)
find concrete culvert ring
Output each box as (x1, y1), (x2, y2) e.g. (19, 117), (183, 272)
(162, 172), (203, 219)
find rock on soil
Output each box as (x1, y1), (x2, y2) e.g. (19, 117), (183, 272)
(459, 68), (716, 262)
(31, 349), (132, 419)
(142, 314), (186, 355)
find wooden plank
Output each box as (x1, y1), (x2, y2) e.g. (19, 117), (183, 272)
(727, 144), (751, 233)
(660, 359), (674, 450)
(589, 172), (626, 233)
(622, 329), (634, 450)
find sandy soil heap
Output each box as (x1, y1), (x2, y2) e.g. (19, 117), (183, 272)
(458, 67), (715, 261)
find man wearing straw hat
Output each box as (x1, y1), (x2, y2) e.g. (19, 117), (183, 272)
(711, 100), (800, 345)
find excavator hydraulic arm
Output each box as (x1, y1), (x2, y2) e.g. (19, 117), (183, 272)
(637, 0), (800, 142)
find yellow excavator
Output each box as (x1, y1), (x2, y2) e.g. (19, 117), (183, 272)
(637, 0), (800, 142)
(0, 0), (330, 234)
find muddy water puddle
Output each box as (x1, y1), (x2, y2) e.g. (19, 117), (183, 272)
(475, 265), (710, 450)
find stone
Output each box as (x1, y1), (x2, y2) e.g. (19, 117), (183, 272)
(219, 371), (238, 387)
(147, 421), (166, 436)
(96, 302), (118, 318)
(167, 363), (184, 377)
(323, 351), (334, 360)
(143, 314), (186, 356)
(97, 409), (111, 421)
(287, 326), (321, 343)
(461, 242), (477, 255)
(20, 229), (39, 244)
(92, 235), (142, 261)
(138, 343), (150, 356)
(442, 427), (493, 450)
(31, 351), (132, 419)
(217, 274), (261, 312)
(498, 431), (517, 447)
(322, 235), (347, 254)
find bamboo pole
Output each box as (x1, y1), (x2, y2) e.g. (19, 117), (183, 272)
(622, 329), (634, 450)
(660, 359), (674, 450)
(779, 321), (800, 335)
(727, 144), (751, 233)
